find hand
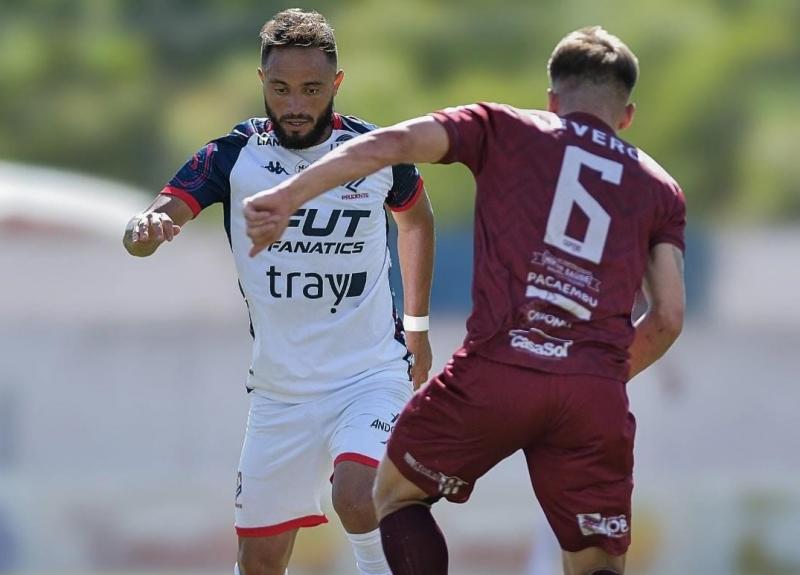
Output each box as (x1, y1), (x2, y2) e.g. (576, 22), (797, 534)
(129, 212), (181, 244)
(243, 188), (295, 257)
(405, 330), (432, 390)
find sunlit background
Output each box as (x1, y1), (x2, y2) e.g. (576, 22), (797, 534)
(1, 1), (799, 574)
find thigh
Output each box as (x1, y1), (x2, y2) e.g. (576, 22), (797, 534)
(236, 393), (330, 536)
(385, 350), (549, 503)
(526, 376), (635, 557)
(328, 375), (413, 468)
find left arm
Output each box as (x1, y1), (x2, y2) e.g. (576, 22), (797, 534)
(392, 191), (435, 389)
(244, 115), (450, 256)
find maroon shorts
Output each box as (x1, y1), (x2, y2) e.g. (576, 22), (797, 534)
(386, 349), (636, 556)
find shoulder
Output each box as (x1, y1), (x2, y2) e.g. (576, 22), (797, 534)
(636, 148), (683, 195)
(218, 118), (273, 146)
(435, 102), (557, 132)
(335, 114), (379, 135)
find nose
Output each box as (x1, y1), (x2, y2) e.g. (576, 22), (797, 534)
(284, 94), (306, 117)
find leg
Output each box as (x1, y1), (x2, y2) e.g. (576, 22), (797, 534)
(373, 456), (448, 575)
(525, 376), (635, 573)
(562, 546), (625, 575)
(235, 394), (329, 574)
(332, 460), (380, 533)
(331, 460), (390, 575)
(238, 530), (297, 575)
(326, 373), (414, 575)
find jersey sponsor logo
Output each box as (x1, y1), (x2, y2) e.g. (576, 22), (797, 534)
(509, 328), (573, 359)
(370, 412), (399, 433)
(526, 309), (572, 329)
(267, 240), (364, 255)
(288, 208), (370, 237)
(526, 272), (598, 312)
(403, 452), (469, 497)
(262, 161), (289, 174)
(271, 209), (371, 255)
(295, 160), (309, 173)
(577, 513), (629, 538)
(532, 251), (600, 291)
(341, 177), (369, 200)
(257, 135), (281, 147)
(265, 266), (367, 313)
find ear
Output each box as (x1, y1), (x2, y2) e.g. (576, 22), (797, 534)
(618, 102), (636, 130)
(333, 70), (345, 95)
(547, 88), (559, 113)
(257, 66), (265, 84)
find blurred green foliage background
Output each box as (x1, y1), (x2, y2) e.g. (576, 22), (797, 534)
(1, 0), (798, 227)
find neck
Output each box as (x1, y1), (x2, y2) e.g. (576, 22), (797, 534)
(558, 102), (619, 130)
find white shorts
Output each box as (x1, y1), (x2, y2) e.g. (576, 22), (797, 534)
(234, 372), (412, 537)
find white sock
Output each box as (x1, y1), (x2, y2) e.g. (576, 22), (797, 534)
(346, 528), (390, 575)
(235, 562), (288, 575)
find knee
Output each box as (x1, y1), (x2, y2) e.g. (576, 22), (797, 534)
(332, 480), (376, 526)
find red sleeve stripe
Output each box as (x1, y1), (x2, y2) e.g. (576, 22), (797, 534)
(334, 452), (380, 468)
(390, 178), (425, 213)
(236, 514), (328, 537)
(160, 186), (202, 217)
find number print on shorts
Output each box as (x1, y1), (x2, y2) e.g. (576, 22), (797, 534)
(544, 146), (622, 264)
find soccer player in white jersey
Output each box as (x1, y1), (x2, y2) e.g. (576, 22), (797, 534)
(122, 10), (434, 575)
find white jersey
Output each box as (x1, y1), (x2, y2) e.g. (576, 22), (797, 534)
(163, 115), (423, 401)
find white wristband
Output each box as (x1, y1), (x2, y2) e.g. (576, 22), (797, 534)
(403, 314), (429, 332)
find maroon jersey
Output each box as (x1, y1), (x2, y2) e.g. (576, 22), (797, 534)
(432, 103), (686, 381)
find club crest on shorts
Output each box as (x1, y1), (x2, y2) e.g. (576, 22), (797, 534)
(576, 513), (629, 538)
(403, 452), (468, 496)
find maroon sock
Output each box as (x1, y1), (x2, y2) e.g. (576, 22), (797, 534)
(379, 505), (448, 574)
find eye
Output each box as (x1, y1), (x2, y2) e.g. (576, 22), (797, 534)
(304, 87), (321, 96)
(273, 86), (288, 95)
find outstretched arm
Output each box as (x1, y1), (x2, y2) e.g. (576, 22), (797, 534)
(244, 116), (449, 256)
(628, 242), (685, 380)
(122, 194), (194, 257)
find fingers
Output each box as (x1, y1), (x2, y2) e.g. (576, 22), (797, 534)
(410, 361), (432, 390)
(131, 213), (177, 243)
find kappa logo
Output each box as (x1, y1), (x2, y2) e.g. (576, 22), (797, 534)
(577, 513), (629, 538)
(262, 161), (289, 175)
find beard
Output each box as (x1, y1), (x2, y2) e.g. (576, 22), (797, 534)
(264, 98), (335, 150)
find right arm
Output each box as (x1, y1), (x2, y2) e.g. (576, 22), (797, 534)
(244, 116), (450, 256)
(122, 194), (194, 257)
(627, 242), (685, 380)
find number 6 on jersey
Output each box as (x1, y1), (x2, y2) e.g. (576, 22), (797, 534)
(544, 145), (622, 264)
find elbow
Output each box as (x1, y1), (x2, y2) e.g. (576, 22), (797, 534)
(653, 305), (684, 341)
(370, 128), (414, 165)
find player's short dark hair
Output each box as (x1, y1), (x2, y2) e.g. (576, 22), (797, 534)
(548, 26), (638, 95)
(259, 9), (338, 67)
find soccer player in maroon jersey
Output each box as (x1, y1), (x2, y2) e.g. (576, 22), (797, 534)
(243, 26), (686, 575)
